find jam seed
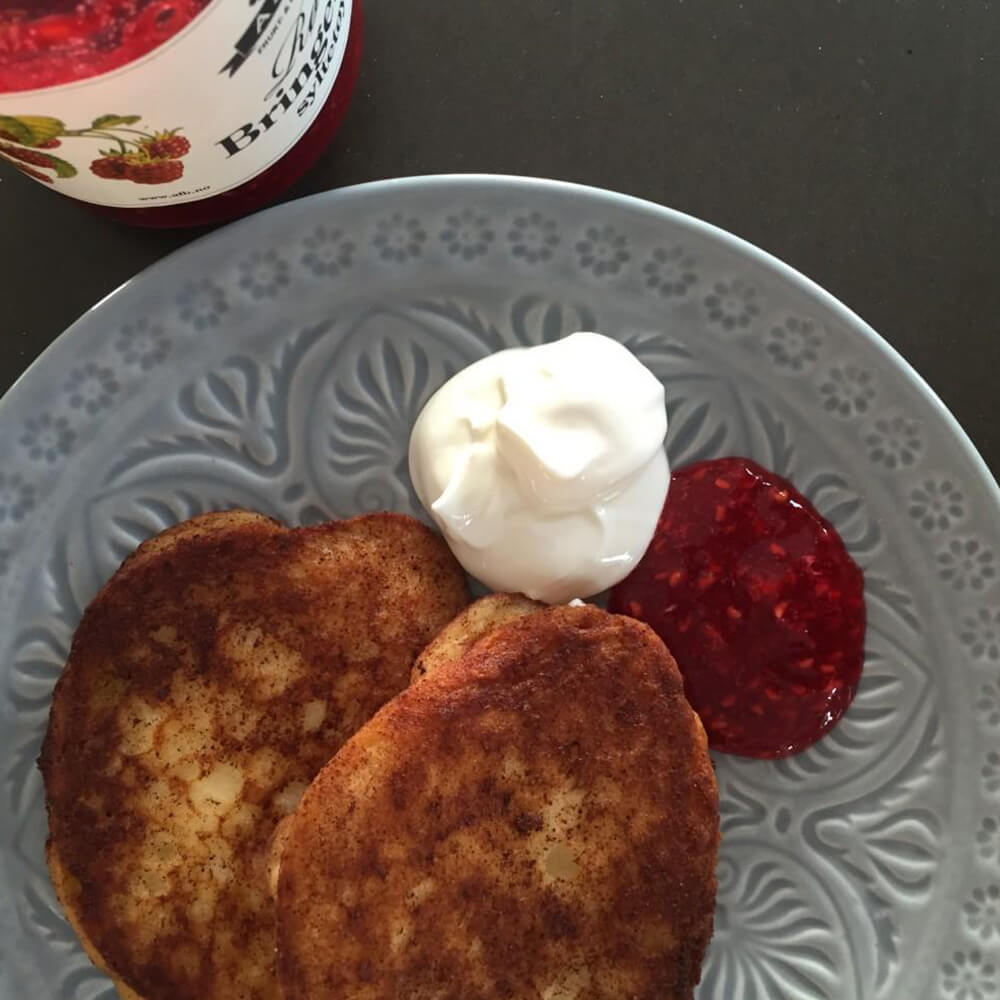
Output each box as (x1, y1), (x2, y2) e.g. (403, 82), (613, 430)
(764, 686), (781, 701)
(819, 663), (836, 674)
(769, 542), (787, 557)
(721, 694), (737, 708)
(715, 477), (731, 490)
(797, 657), (814, 669)
(670, 570), (684, 586)
(772, 487), (790, 502)
(698, 571), (717, 590)
(715, 504), (727, 522)
(726, 605), (743, 620)
(773, 601), (789, 619)
(628, 601), (643, 617)
(702, 624), (727, 650)
(750, 703), (765, 716)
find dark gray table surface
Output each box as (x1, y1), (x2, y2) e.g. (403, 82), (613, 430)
(2, 0), (997, 477)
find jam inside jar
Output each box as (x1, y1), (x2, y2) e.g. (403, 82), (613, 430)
(0, 1), (214, 92)
(0, 1), (363, 227)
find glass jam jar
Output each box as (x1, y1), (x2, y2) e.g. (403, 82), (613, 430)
(0, 0), (362, 227)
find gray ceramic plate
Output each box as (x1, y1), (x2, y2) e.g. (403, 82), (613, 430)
(1, 176), (998, 1000)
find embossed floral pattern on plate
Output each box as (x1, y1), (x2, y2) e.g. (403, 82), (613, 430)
(0, 177), (997, 1000)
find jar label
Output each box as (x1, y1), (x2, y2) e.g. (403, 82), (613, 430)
(0, 0), (352, 208)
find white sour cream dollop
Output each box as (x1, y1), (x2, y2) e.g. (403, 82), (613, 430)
(408, 332), (669, 603)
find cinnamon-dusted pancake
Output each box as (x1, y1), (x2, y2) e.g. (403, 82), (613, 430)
(268, 594), (545, 904)
(277, 604), (719, 1000)
(41, 510), (469, 1000)
(411, 591), (544, 682)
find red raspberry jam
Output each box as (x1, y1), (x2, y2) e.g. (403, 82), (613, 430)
(0, 1), (362, 227)
(0, 1), (211, 92)
(610, 457), (865, 759)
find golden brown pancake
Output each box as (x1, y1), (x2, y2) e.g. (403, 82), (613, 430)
(411, 591), (545, 682)
(277, 604), (719, 1000)
(269, 594), (544, 903)
(40, 509), (469, 1000)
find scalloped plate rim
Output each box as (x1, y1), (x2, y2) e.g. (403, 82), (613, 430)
(1, 173), (997, 508)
